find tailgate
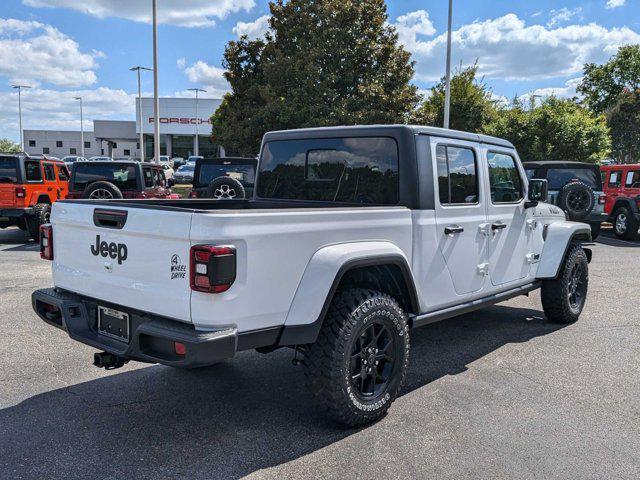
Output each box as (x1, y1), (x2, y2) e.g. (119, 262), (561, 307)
(0, 184), (16, 208)
(51, 202), (194, 322)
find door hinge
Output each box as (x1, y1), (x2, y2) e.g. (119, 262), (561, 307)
(477, 262), (490, 276)
(526, 253), (541, 264)
(478, 223), (492, 236)
(526, 219), (538, 231)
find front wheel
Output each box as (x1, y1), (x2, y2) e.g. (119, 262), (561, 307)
(304, 289), (410, 427)
(541, 244), (589, 324)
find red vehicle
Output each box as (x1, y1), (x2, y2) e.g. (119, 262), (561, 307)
(601, 164), (640, 239)
(0, 153), (70, 240)
(66, 161), (180, 200)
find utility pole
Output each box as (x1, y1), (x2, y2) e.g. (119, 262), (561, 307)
(187, 88), (206, 156)
(130, 66), (153, 161)
(152, 0), (160, 163)
(443, 0), (453, 129)
(74, 96), (84, 157)
(12, 85), (31, 151)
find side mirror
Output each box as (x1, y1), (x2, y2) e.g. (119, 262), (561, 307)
(526, 179), (548, 208)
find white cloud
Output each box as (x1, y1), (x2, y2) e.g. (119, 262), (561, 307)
(394, 13), (640, 82)
(0, 87), (135, 140)
(547, 7), (581, 28)
(527, 77), (582, 100)
(606, 0), (626, 9)
(0, 18), (100, 87)
(178, 60), (230, 97)
(233, 15), (270, 40)
(394, 10), (436, 50)
(22, 0), (255, 28)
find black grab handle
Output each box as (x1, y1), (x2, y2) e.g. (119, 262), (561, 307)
(93, 209), (128, 229)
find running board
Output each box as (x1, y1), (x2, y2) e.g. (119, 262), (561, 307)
(410, 282), (541, 329)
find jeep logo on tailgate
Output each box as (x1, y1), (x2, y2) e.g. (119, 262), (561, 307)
(91, 235), (128, 265)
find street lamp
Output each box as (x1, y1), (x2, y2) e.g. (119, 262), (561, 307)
(187, 88), (206, 156)
(443, 0), (453, 129)
(130, 66), (153, 161)
(12, 85), (31, 151)
(152, 0), (160, 164)
(74, 96), (84, 158)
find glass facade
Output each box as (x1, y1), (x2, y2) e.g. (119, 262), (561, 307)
(144, 134), (220, 159)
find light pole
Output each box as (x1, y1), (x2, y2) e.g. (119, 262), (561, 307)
(187, 88), (206, 156)
(152, 0), (160, 164)
(74, 96), (84, 158)
(443, 0), (453, 129)
(130, 66), (153, 161)
(12, 85), (31, 151)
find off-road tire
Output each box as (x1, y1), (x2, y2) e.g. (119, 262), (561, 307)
(303, 288), (410, 427)
(588, 222), (601, 241)
(541, 244), (589, 324)
(82, 181), (123, 200)
(206, 176), (246, 200)
(27, 203), (51, 242)
(613, 207), (639, 240)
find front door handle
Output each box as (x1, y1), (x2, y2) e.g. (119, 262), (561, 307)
(445, 225), (464, 235)
(492, 222), (507, 231)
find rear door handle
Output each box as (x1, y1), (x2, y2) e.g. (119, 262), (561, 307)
(492, 222), (507, 231)
(445, 225), (464, 235)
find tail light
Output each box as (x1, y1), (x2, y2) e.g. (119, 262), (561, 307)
(190, 245), (236, 293)
(40, 224), (53, 260)
(15, 187), (26, 199)
(598, 194), (606, 205)
(188, 190), (198, 198)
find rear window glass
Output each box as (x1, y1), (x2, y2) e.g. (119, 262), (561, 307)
(25, 160), (42, 181)
(0, 157), (18, 183)
(258, 137), (399, 204)
(197, 163), (256, 187)
(547, 167), (602, 190)
(72, 164), (138, 191)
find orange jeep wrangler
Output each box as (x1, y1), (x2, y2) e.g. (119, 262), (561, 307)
(0, 153), (70, 241)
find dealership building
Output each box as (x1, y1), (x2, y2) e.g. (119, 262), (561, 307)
(24, 97), (224, 159)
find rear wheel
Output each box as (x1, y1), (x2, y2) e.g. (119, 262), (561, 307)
(83, 181), (123, 200)
(27, 203), (51, 242)
(613, 207), (639, 240)
(541, 244), (589, 324)
(303, 289), (410, 427)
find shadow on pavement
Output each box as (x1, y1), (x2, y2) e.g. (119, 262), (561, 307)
(0, 227), (31, 246)
(0, 304), (564, 479)
(595, 230), (640, 248)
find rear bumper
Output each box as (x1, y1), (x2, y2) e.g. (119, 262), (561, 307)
(32, 288), (237, 368)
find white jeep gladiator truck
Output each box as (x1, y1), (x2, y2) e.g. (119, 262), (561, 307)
(33, 125), (592, 426)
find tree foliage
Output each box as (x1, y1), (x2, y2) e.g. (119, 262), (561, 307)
(0, 138), (20, 153)
(212, 0), (419, 155)
(411, 64), (498, 132)
(607, 90), (640, 163)
(484, 97), (610, 163)
(578, 45), (640, 114)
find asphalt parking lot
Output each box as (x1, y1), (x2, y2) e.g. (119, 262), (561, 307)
(0, 226), (638, 480)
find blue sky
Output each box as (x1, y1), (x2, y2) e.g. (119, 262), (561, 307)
(1, 0), (638, 142)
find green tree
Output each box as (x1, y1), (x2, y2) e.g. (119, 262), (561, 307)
(607, 90), (640, 163)
(411, 64), (498, 132)
(212, 0), (419, 155)
(578, 45), (640, 114)
(0, 138), (20, 153)
(484, 97), (610, 163)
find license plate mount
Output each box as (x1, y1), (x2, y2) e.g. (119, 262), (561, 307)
(98, 306), (130, 343)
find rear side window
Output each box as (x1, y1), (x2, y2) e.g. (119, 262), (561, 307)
(0, 157), (18, 183)
(436, 145), (478, 204)
(547, 167), (602, 190)
(43, 163), (56, 181)
(25, 160), (42, 181)
(143, 167), (154, 188)
(625, 170), (640, 188)
(487, 152), (523, 203)
(608, 170), (622, 188)
(258, 137), (399, 204)
(72, 164), (138, 191)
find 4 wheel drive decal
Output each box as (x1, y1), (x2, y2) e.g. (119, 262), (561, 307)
(90, 235), (128, 265)
(170, 254), (186, 279)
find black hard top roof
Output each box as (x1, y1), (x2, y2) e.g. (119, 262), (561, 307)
(262, 124), (514, 149)
(197, 157), (257, 165)
(522, 161), (600, 169)
(80, 160), (161, 167)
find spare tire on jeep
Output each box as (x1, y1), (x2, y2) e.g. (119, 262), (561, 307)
(206, 176), (245, 200)
(557, 181), (594, 221)
(82, 181), (124, 200)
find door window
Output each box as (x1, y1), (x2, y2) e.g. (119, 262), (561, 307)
(57, 165), (69, 181)
(608, 170), (623, 188)
(625, 170), (640, 188)
(143, 167), (154, 188)
(436, 145), (478, 205)
(43, 164), (56, 181)
(487, 152), (523, 203)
